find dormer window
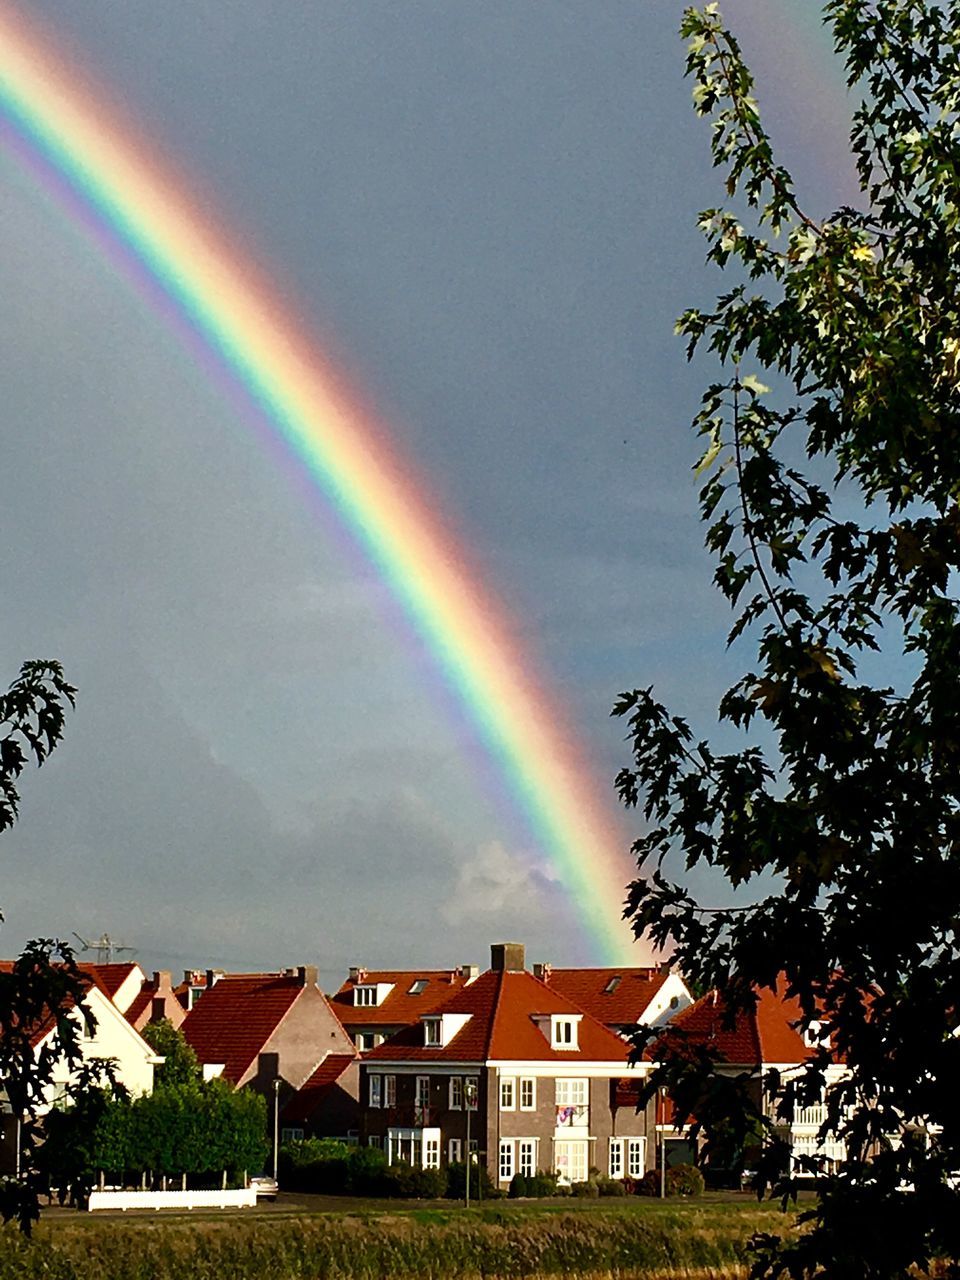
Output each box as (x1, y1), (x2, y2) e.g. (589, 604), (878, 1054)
(408, 979), (428, 995)
(551, 1015), (580, 1050)
(355, 985), (377, 1006)
(424, 1018), (441, 1046)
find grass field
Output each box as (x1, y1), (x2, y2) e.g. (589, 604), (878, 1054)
(0, 1192), (802, 1280)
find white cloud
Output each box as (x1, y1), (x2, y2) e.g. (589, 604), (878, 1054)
(441, 841), (563, 926)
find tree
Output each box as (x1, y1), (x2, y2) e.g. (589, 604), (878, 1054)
(0, 660), (85, 1233)
(140, 1020), (201, 1088)
(616, 4), (960, 1276)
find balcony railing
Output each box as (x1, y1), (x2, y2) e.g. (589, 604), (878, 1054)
(555, 1104), (589, 1128)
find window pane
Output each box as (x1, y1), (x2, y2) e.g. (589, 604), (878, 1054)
(498, 1140), (514, 1182)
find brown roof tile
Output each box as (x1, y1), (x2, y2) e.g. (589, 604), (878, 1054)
(181, 973), (302, 1083)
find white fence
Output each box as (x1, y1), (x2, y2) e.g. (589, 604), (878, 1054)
(88, 1188), (256, 1212)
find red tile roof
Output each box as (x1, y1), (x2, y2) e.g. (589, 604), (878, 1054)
(78, 962), (141, 1000)
(330, 970), (469, 1027)
(672, 980), (814, 1066)
(123, 986), (154, 1027)
(281, 1053), (357, 1125)
(541, 967), (672, 1025)
(181, 973), (303, 1083)
(365, 969), (637, 1065)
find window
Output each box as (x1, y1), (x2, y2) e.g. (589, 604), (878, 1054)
(554, 1139), (588, 1184)
(354, 986), (377, 1006)
(556, 1079), (588, 1107)
(384, 1075), (396, 1108)
(519, 1077), (536, 1111)
(357, 1031), (376, 1051)
(500, 1077), (516, 1111)
(423, 1132), (440, 1168)
(465, 1077), (479, 1110)
(416, 1077), (431, 1109)
(424, 1018), (441, 1046)
(627, 1137), (646, 1178)
(281, 1127), (304, 1144)
(518, 1139), (536, 1177)
(556, 1078), (588, 1127)
(669, 994), (680, 1009)
(448, 1137), (462, 1164)
(408, 979), (428, 995)
(369, 1134), (382, 1149)
(449, 1076), (463, 1110)
(369, 1074), (382, 1108)
(498, 1139), (514, 1182)
(604, 975), (622, 994)
(609, 1138), (624, 1179)
(551, 1016), (579, 1048)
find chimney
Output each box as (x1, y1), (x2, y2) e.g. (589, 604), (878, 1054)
(490, 942), (525, 973)
(152, 970), (171, 990)
(460, 964), (479, 982)
(349, 966), (367, 983)
(297, 964), (319, 988)
(533, 962), (552, 983)
(205, 969), (223, 990)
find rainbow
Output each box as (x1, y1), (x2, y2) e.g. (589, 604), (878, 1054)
(0, 3), (639, 963)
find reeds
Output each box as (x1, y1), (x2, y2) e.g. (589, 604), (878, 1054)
(0, 1200), (791, 1280)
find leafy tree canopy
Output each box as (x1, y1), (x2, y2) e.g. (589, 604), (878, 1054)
(140, 1019), (201, 1089)
(0, 661), (81, 1233)
(618, 3), (960, 1276)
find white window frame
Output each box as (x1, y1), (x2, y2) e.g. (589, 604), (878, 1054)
(609, 1138), (624, 1178)
(384, 1074), (396, 1108)
(519, 1077), (536, 1111)
(354, 985), (377, 1007)
(627, 1137), (646, 1178)
(448, 1137), (462, 1164)
(500, 1076), (516, 1111)
(423, 1130), (441, 1169)
(556, 1078), (588, 1108)
(498, 1139), (514, 1182)
(369, 1074), (382, 1108)
(449, 1076), (463, 1110)
(465, 1076), (479, 1110)
(555, 1139), (588, 1184)
(424, 1018), (441, 1046)
(408, 979), (428, 995)
(518, 1138), (536, 1177)
(416, 1076), (431, 1109)
(369, 1134), (382, 1149)
(551, 1015), (579, 1049)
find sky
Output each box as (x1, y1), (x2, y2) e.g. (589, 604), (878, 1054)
(0, 2), (859, 988)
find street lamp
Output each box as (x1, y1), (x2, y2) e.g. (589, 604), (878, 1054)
(272, 1078), (281, 1182)
(464, 1078), (478, 1207)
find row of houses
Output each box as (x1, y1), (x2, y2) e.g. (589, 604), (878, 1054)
(0, 942), (841, 1188)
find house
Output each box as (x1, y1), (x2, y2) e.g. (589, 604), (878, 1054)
(360, 942), (654, 1189)
(531, 963), (693, 1036)
(668, 979), (849, 1173)
(0, 963), (164, 1174)
(79, 963), (185, 1032)
(180, 965), (359, 1135)
(330, 965), (477, 1053)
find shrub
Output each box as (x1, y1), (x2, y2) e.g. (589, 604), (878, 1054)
(444, 1161), (497, 1200)
(570, 1179), (600, 1198)
(636, 1163), (706, 1198)
(666, 1163), (705, 1197)
(527, 1169), (561, 1198)
(597, 1175), (628, 1197)
(508, 1173), (530, 1198)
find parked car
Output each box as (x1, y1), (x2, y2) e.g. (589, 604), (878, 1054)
(250, 1174), (278, 1201)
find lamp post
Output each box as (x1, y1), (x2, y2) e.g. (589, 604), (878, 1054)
(272, 1078), (281, 1182)
(464, 1078), (478, 1207)
(659, 1087), (667, 1199)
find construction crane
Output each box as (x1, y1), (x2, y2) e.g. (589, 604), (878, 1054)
(72, 932), (137, 965)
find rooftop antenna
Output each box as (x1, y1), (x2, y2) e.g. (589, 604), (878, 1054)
(72, 932), (138, 965)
